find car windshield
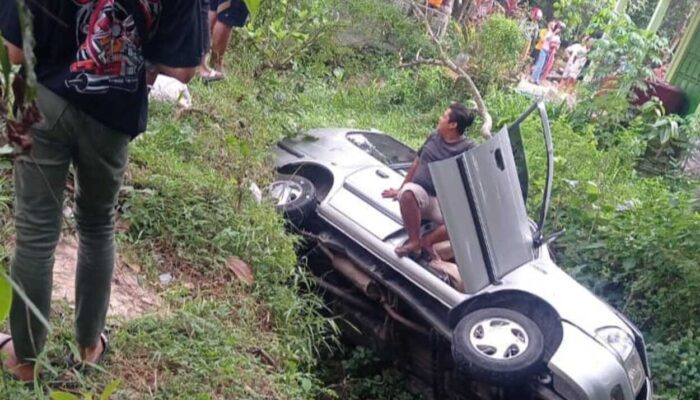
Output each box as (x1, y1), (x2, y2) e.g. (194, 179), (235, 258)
(346, 132), (416, 168)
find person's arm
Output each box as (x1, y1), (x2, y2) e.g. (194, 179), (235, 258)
(402, 158), (420, 185)
(4, 40), (23, 64)
(156, 65), (196, 83)
(143, 1), (202, 85)
(382, 158), (419, 199)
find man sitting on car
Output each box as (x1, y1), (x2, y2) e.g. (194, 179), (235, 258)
(382, 102), (476, 258)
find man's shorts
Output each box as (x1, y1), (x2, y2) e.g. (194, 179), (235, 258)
(397, 182), (444, 224)
(210, 0), (249, 27)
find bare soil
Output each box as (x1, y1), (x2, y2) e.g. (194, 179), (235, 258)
(52, 234), (161, 321)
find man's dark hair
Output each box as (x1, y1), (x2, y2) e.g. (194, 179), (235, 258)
(448, 102), (476, 135)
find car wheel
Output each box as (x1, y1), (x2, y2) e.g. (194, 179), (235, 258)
(452, 307), (545, 386)
(269, 174), (317, 227)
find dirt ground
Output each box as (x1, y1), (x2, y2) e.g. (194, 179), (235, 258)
(52, 235), (161, 321)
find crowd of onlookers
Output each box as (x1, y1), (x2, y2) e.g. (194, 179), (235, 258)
(523, 7), (594, 91)
(423, 1), (595, 92)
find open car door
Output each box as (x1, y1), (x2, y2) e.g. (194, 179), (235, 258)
(429, 101), (553, 295)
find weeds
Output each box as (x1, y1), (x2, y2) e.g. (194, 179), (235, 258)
(1, 0), (697, 398)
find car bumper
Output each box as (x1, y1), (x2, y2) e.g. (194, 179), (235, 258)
(547, 322), (651, 400)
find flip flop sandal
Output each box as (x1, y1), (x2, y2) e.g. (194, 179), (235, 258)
(0, 333), (36, 386)
(66, 332), (109, 373)
(200, 70), (225, 83)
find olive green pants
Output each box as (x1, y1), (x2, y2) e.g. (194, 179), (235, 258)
(10, 85), (130, 362)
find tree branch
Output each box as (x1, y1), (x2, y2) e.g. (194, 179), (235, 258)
(398, 57), (447, 68)
(419, 13), (493, 138)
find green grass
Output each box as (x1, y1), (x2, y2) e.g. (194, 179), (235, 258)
(0, 1), (433, 397)
(0, 0), (498, 398)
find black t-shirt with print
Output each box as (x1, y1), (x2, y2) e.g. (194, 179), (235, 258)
(0, 0), (203, 136)
(412, 132), (476, 196)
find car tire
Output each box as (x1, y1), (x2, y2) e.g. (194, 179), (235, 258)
(452, 307), (545, 386)
(269, 174), (317, 227)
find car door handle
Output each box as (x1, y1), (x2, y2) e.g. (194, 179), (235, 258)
(376, 169), (389, 178)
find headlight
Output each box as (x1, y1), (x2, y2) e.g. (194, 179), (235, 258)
(596, 327), (645, 395)
(624, 349), (645, 395)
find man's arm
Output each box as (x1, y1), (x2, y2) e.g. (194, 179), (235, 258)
(4, 40), (23, 65)
(382, 158), (420, 199)
(152, 64), (196, 84)
(144, 1), (203, 85)
(402, 158), (420, 185)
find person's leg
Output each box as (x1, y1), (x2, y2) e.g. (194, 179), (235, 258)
(396, 191), (422, 257)
(208, 10), (217, 37)
(531, 49), (548, 84)
(210, 21), (233, 72)
(558, 76), (568, 90)
(71, 111), (130, 363)
(198, 0), (225, 81)
(210, 1), (249, 72)
(198, 0), (213, 75)
(421, 225), (449, 260)
(208, 0), (218, 34)
(542, 50), (556, 81)
(395, 183), (432, 257)
(6, 86), (72, 379)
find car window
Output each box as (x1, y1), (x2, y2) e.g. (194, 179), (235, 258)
(346, 132), (416, 167)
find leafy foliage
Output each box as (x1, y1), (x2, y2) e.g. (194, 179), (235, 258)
(636, 99), (700, 175)
(553, 0), (614, 39)
(583, 7), (668, 96)
(456, 14), (527, 91)
(244, 0), (338, 71)
(649, 331), (700, 400)
(1, 0), (699, 398)
(318, 347), (421, 400)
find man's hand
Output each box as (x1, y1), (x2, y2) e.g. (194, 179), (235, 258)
(382, 188), (399, 200)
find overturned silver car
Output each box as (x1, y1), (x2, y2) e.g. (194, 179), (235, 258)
(272, 102), (652, 400)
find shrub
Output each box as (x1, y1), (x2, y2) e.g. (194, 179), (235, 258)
(649, 332), (700, 400)
(583, 8), (668, 97)
(462, 14), (526, 91)
(553, 0), (614, 39)
(244, 0), (338, 71)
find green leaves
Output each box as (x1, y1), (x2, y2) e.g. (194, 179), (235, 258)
(584, 180), (600, 202)
(462, 14), (526, 89)
(48, 380), (121, 399)
(242, 0), (261, 20)
(583, 4), (669, 97)
(0, 270), (11, 322)
(51, 393), (81, 400)
(0, 29), (12, 103)
(244, 0), (336, 70)
(99, 379), (121, 400)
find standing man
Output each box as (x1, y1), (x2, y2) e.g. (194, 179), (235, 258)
(208, 0), (250, 75)
(382, 103), (476, 258)
(0, 0), (202, 382)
